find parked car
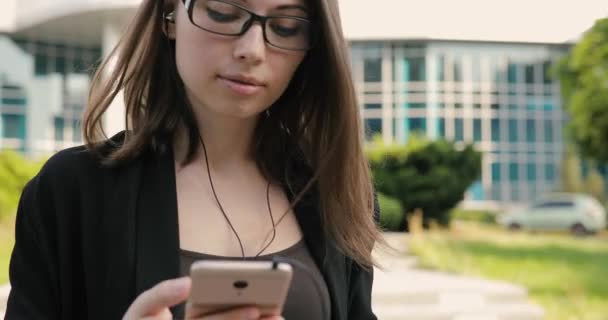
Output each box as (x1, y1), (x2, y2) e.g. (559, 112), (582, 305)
(497, 193), (607, 235)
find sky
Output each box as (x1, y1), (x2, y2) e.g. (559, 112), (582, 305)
(339, 0), (608, 43)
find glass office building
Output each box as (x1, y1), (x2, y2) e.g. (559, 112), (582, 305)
(350, 41), (569, 204)
(0, 37), (101, 154)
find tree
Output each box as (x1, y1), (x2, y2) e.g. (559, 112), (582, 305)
(585, 163), (606, 204)
(557, 17), (608, 162)
(367, 136), (482, 229)
(560, 145), (584, 193)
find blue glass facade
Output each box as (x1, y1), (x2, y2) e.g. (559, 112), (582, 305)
(351, 40), (568, 204)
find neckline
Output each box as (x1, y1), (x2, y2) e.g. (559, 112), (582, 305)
(180, 239), (305, 259)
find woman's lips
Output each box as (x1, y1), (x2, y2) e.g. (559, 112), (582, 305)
(218, 76), (264, 96)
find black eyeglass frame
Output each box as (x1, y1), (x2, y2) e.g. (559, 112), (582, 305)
(181, 0), (314, 51)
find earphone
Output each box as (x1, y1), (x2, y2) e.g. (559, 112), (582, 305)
(164, 11), (175, 23)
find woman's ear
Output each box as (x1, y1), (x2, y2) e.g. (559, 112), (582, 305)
(162, 11), (177, 39)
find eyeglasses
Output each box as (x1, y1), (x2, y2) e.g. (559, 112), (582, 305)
(182, 0), (313, 51)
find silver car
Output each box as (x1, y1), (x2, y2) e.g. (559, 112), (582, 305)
(498, 193), (607, 235)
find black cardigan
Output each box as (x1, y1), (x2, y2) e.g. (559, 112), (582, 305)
(5, 133), (377, 320)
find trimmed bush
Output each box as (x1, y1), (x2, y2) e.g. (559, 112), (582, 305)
(378, 193), (404, 231)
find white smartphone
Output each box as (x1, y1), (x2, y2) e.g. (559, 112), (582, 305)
(185, 260), (293, 318)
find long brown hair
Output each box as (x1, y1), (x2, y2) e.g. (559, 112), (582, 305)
(83, 0), (384, 268)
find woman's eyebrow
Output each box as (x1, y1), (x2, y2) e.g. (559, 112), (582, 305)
(275, 4), (308, 13)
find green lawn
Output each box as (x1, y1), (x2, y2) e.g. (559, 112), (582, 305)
(0, 215), (15, 286)
(409, 222), (608, 320)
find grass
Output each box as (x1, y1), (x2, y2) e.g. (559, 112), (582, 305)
(0, 215), (15, 286)
(409, 221), (608, 320)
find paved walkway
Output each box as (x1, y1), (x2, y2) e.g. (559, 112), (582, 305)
(0, 233), (545, 320)
(372, 233), (545, 320)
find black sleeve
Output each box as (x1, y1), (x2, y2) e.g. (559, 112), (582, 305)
(346, 191), (380, 319)
(347, 262), (377, 320)
(5, 176), (60, 320)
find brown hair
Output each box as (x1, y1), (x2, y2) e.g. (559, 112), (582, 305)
(83, 0), (384, 268)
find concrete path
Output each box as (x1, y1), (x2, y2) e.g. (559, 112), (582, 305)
(0, 283), (9, 318)
(372, 233), (545, 320)
(0, 233), (545, 320)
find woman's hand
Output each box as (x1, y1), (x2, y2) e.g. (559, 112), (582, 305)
(122, 277), (284, 320)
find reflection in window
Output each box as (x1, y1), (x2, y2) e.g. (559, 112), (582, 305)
(453, 56), (463, 82)
(509, 163), (519, 182)
(437, 55), (445, 81)
(405, 57), (426, 81)
(54, 117), (65, 141)
(409, 118), (427, 134)
(544, 120), (554, 142)
(492, 162), (501, 182)
(543, 60), (553, 84)
(508, 119), (518, 142)
(527, 163), (536, 181)
(473, 119), (482, 142)
(2, 114), (26, 139)
(491, 119), (500, 142)
(507, 63), (518, 84)
(365, 118), (382, 140)
(545, 163), (555, 181)
(455, 118), (464, 141)
(525, 64), (535, 84)
(526, 119), (536, 142)
(408, 103), (426, 109)
(73, 119), (82, 142)
(438, 118), (446, 137)
(364, 58), (382, 82)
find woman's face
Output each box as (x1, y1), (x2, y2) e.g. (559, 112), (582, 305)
(171, 0), (309, 120)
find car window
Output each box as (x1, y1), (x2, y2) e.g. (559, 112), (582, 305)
(532, 201), (575, 209)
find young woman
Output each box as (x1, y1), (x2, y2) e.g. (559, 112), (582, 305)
(5, 0), (383, 319)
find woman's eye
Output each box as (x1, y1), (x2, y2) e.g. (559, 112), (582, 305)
(270, 23), (301, 37)
(207, 8), (241, 22)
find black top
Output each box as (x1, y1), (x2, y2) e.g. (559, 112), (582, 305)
(5, 132), (378, 320)
(176, 240), (332, 320)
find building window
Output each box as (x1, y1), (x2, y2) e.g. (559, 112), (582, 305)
(73, 119), (82, 142)
(543, 60), (553, 84)
(405, 57), (426, 81)
(492, 162), (501, 182)
(509, 163), (519, 182)
(527, 163), (537, 181)
(54, 117), (65, 141)
(473, 119), (482, 142)
(525, 64), (535, 84)
(507, 63), (518, 84)
(365, 103), (382, 109)
(35, 53), (48, 75)
(409, 118), (427, 134)
(469, 181), (484, 200)
(407, 103), (426, 109)
(2, 114), (26, 139)
(508, 119), (518, 142)
(545, 163), (556, 181)
(491, 119), (500, 142)
(365, 118), (382, 140)
(455, 118), (464, 141)
(364, 57), (382, 82)
(437, 118), (446, 138)
(453, 57), (463, 82)
(526, 119), (536, 142)
(544, 119), (554, 142)
(436, 55), (445, 81)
